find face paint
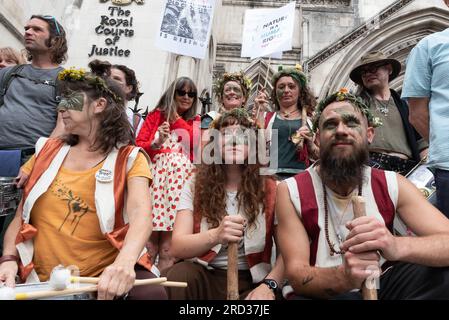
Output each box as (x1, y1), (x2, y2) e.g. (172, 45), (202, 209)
(223, 83), (243, 98)
(57, 92), (85, 112)
(223, 133), (249, 146)
(276, 89), (285, 100)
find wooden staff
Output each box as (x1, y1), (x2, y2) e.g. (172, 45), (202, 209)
(351, 196), (378, 300)
(297, 106), (308, 150)
(15, 277), (170, 300)
(227, 242), (239, 300)
(71, 276), (187, 288)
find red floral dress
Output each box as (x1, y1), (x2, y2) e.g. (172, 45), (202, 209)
(150, 133), (194, 231)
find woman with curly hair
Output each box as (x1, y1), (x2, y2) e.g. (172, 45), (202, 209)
(164, 109), (284, 300)
(254, 65), (318, 179)
(136, 77), (199, 272)
(0, 60), (167, 300)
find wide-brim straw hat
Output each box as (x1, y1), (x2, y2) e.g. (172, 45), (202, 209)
(349, 51), (401, 85)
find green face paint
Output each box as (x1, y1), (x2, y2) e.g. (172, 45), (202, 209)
(223, 82), (243, 99)
(57, 91), (85, 112)
(276, 89), (285, 100)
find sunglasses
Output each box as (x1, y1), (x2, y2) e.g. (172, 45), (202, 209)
(176, 90), (197, 98)
(40, 15), (61, 36)
(360, 63), (388, 76)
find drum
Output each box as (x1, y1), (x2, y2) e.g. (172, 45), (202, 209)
(0, 177), (22, 217)
(14, 282), (95, 300)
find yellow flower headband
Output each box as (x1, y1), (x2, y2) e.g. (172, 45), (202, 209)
(58, 67), (123, 104)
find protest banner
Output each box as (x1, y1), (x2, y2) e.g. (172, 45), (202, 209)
(155, 0), (216, 59)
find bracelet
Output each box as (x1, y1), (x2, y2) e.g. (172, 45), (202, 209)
(0, 255), (19, 265)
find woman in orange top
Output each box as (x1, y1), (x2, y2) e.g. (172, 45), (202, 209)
(0, 60), (167, 300)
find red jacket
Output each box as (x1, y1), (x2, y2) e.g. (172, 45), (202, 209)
(136, 109), (199, 162)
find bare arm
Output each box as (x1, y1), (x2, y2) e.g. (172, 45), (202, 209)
(342, 174), (449, 267)
(0, 201), (23, 287)
(97, 176), (152, 300)
(276, 183), (354, 299)
(394, 174), (449, 266)
(245, 226), (285, 300)
(408, 97), (430, 142)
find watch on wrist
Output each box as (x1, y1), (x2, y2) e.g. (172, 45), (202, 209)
(0, 255), (19, 265)
(262, 278), (278, 293)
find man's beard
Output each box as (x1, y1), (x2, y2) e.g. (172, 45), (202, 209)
(320, 141), (369, 191)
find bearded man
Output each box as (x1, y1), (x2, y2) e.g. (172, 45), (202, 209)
(275, 89), (449, 300)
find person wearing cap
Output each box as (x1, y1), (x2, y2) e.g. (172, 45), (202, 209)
(401, 0), (449, 218)
(349, 51), (428, 176)
(254, 64), (318, 180)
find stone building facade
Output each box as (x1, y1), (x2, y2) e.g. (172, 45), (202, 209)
(1, 0), (448, 113)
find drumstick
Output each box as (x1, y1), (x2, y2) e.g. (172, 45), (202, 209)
(14, 277), (169, 300)
(352, 196), (378, 300)
(227, 242), (239, 300)
(71, 276), (187, 288)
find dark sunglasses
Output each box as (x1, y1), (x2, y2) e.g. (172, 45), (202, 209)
(40, 15), (61, 35)
(176, 89), (197, 98)
(360, 63), (388, 76)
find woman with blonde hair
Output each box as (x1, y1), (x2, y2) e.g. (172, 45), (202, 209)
(0, 47), (26, 69)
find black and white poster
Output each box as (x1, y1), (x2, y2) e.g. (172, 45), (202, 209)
(155, 0), (216, 59)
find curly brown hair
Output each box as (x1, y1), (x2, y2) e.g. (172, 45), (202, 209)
(271, 74), (317, 116)
(59, 59), (133, 154)
(193, 111), (266, 228)
(28, 15), (68, 64)
(112, 64), (140, 101)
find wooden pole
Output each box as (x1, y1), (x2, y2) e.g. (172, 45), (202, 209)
(297, 106), (308, 150)
(255, 57), (272, 121)
(227, 242), (239, 300)
(352, 196), (378, 300)
(70, 276), (187, 288)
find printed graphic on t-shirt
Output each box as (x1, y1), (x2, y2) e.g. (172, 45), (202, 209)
(50, 178), (93, 235)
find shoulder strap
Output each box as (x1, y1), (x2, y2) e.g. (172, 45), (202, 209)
(0, 64), (26, 107)
(370, 168), (395, 232)
(294, 171), (320, 266)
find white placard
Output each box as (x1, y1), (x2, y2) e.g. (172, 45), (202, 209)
(155, 0), (216, 59)
(241, 2), (296, 60)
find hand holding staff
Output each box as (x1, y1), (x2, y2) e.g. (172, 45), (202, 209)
(351, 196), (378, 300)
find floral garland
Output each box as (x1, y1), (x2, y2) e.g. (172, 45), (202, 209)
(312, 88), (382, 132)
(213, 71), (252, 101)
(209, 107), (260, 130)
(58, 67), (123, 103)
(272, 64), (307, 88)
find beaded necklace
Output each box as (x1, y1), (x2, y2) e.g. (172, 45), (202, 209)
(323, 180), (362, 256)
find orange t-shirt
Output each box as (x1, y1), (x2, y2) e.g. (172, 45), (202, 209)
(22, 151), (151, 281)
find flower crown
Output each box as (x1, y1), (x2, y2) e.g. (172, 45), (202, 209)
(312, 88), (382, 132)
(272, 64), (307, 88)
(58, 67), (123, 104)
(209, 108), (260, 130)
(213, 71), (252, 101)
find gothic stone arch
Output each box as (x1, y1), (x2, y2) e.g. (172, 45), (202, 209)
(319, 7), (449, 99)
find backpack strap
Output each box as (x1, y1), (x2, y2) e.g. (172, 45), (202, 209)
(0, 64), (26, 107)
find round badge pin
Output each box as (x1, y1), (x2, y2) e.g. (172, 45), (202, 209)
(95, 168), (113, 183)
